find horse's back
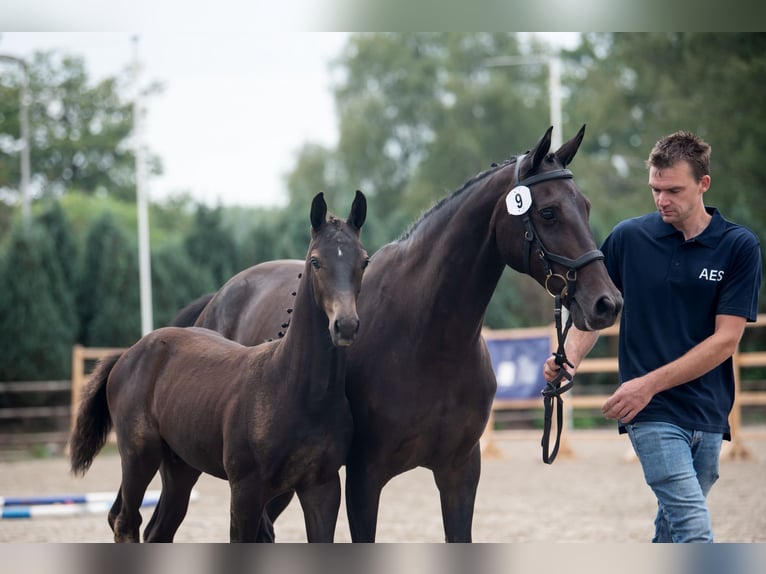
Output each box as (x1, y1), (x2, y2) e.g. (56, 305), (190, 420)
(195, 260), (304, 346)
(108, 327), (250, 405)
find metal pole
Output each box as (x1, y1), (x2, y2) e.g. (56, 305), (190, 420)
(547, 54), (562, 150)
(0, 54), (31, 226)
(484, 51), (563, 148)
(132, 36), (153, 335)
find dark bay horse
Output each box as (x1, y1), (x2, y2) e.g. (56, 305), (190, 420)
(69, 191), (369, 542)
(192, 126), (623, 541)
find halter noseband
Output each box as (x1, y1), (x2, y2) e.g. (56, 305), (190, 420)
(511, 154), (605, 464)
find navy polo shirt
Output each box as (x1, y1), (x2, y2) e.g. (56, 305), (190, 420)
(601, 207), (762, 438)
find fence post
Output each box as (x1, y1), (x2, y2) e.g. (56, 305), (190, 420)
(70, 345), (85, 436)
(480, 410), (505, 459)
(723, 350), (752, 460)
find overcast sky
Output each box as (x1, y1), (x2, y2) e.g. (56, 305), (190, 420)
(0, 32), (349, 208)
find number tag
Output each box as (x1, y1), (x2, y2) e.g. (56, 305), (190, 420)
(505, 185), (532, 215)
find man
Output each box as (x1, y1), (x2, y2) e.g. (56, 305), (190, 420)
(544, 131), (762, 542)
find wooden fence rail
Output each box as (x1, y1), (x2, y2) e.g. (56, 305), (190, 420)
(6, 316), (765, 454)
(0, 380), (71, 447)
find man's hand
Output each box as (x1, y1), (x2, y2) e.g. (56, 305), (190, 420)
(543, 354), (574, 382)
(601, 377), (653, 423)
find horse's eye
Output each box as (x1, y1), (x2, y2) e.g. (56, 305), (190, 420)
(362, 257), (370, 270)
(539, 207), (556, 221)
(310, 257), (321, 270)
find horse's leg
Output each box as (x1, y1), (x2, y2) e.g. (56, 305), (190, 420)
(108, 488), (122, 532)
(296, 476), (342, 543)
(254, 510), (275, 543)
(432, 445), (481, 542)
(143, 449), (202, 542)
(112, 440), (162, 543)
(255, 491), (295, 542)
(229, 479), (266, 542)
(344, 459), (386, 542)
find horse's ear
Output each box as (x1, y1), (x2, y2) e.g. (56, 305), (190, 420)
(528, 126), (554, 173)
(310, 192), (327, 232)
(555, 124), (586, 167)
(347, 190), (367, 231)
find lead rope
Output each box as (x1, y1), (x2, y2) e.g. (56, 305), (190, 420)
(541, 294), (574, 464)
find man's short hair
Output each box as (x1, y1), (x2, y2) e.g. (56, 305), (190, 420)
(646, 131), (711, 182)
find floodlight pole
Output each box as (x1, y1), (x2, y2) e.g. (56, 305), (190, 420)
(132, 36), (154, 336)
(484, 52), (563, 150)
(0, 54), (31, 226)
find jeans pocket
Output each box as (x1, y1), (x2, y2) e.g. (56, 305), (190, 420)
(626, 423), (671, 486)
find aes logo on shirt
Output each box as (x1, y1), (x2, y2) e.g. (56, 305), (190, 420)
(699, 268), (725, 281)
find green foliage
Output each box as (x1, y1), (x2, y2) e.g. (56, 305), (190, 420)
(0, 222), (75, 380)
(567, 33), (766, 236)
(36, 200), (78, 292)
(77, 212), (140, 347)
(152, 243), (215, 327)
(0, 50), (162, 202)
(183, 204), (240, 290)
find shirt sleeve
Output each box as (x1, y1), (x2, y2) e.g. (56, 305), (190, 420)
(717, 231), (762, 321)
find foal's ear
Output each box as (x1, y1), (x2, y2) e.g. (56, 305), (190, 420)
(310, 192), (327, 231)
(529, 125), (554, 173)
(555, 124), (586, 167)
(347, 190), (367, 231)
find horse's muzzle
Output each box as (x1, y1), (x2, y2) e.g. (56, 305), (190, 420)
(332, 316), (361, 346)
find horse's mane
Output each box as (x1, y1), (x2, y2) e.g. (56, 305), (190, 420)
(397, 157), (517, 242)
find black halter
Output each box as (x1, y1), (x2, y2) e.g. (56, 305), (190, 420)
(513, 154), (605, 298)
(511, 154), (605, 464)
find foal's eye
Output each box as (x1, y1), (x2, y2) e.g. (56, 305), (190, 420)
(539, 207), (556, 221)
(310, 257), (321, 270)
(362, 257), (370, 270)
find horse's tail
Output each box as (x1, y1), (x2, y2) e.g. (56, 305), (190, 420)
(170, 292), (215, 327)
(69, 353), (121, 476)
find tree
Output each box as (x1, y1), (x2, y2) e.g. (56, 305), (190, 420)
(566, 33), (766, 242)
(183, 204), (240, 290)
(36, 200), (79, 296)
(0, 222), (75, 380)
(77, 212), (141, 347)
(0, 50), (162, 203)
(151, 243), (215, 328)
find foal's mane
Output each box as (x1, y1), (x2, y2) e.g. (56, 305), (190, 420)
(397, 157), (517, 242)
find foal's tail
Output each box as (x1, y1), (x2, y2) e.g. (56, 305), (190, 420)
(69, 353), (121, 476)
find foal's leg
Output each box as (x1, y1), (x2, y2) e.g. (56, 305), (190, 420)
(143, 448), (202, 542)
(432, 445), (481, 542)
(296, 476), (342, 542)
(112, 439), (163, 543)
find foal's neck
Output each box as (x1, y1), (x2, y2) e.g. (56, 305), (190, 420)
(275, 261), (344, 397)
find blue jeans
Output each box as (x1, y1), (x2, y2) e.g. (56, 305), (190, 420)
(625, 421), (722, 543)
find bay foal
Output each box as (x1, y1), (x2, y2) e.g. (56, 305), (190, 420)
(69, 191), (369, 542)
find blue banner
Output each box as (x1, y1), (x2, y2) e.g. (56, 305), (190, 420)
(485, 335), (551, 399)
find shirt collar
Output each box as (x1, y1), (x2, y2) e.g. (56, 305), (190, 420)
(651, 207), (725, 247)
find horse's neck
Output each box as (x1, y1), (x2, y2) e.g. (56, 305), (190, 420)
(275, 269), (344, 398)
(394, 175), (511, 339)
